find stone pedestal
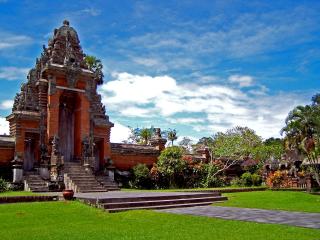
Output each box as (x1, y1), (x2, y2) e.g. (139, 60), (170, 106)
(83, 157), (95, 172)
(39, 164), (50, 180)
(13, 168), (23, 183)
(106, 166), (115, 181)
(12, 155), (23, 183)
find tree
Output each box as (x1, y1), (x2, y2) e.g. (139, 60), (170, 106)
(85, 55), (104, 84)
(208, 126), (263, 177)
(252, 138), (284, 162)
(167, 129), (178, 146)
(157, 146), (186, 187)
(126, 126), (155, 144)
(281, 95), (320, 187)
(178, 137), (193, 153)
(140, 128), (153, 145)
(197, 137), (214, 146)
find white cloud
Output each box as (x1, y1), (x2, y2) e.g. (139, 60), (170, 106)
(100, 72), (308, 139)
(0, 117), (9, 135)
(132, 57), (160, 67)
(79, 8), (101, 17)
(0, 100), (13, 110)
(0, 67), (29, 80)
(120, 107), (154, 118)
(229, 75), (254, 87)
(0, 33), (32, 50)
(110, 122), (131, 143)
(168, 118), (205, 124)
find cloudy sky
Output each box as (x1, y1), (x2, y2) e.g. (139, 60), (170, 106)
(0, 0), (319, 143)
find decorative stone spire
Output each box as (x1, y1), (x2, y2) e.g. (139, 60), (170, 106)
(40, 20), (87, 69)
(150, 128), (167, 151)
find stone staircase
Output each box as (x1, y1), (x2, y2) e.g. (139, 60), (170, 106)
(24, 173), (49, 192)
(96, 175), (120, 191)
(82, 192), (227, 213)
(64, 162), (108, 193)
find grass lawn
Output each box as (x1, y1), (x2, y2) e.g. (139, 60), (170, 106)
(0, 191), (42, 197)
(0, 201), (319, 240)
(215, 190), (320, 213)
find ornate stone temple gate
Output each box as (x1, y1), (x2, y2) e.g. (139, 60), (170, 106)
(6, 20), (114, 192)
(0, 20), (167, 192)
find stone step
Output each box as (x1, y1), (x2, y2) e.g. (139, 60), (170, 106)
(107, 201), (217, 213)
(97, 192), (221, 204)
(102, 196), (226, 210)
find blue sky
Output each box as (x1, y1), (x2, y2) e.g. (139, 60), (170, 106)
(0, 0), (319, 143)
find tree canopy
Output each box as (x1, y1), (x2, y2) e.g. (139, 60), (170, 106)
(281, 94), (320, 186)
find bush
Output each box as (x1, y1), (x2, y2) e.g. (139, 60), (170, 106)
(251, 173), (262, 186)
(241, 172), (253, 186)
(157, 146), (186, 188)
(131, 164), (152, 189)
(230, 177), (244, 187)
(201, 163), (224, 188)
(0, 178), (9, 192)
(266, 170), (287, 188)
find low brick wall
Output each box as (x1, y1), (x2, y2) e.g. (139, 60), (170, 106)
(180, 187), (267, 193)
(270, 188), (307, 192)
(0, 195), (58, 204)
(215, 187), (267, 193)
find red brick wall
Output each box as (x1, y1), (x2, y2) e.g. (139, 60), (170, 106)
(110, 153), (158, 171)
(0, 147), (14, 166)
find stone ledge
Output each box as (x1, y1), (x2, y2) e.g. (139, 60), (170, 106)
(0, 195), (58, 204)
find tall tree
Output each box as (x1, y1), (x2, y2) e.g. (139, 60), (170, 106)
(167, 129), (178, 146)
(207, 126), (263, 177)
(281, 95), (320, 186)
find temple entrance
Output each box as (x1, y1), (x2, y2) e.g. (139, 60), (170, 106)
(94, 139), (104, 171)
(59, 92), (76, 162)
(24, 138), (35, 171)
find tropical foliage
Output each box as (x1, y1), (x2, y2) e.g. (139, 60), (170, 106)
(167, 129), (178, 146)
(84, 55), (104, 84)
(281, 94), (320, 186)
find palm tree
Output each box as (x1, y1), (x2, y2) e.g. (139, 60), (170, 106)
(85, 55), (104, 84)
(281, 102), (320, 186)
(167, 129), (178, 146)
(139, 128), (152, 145)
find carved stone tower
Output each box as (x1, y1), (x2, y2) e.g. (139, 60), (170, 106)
(6, 20), (114, 178)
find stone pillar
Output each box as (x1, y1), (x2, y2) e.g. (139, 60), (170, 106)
(12, 155), (23, 183)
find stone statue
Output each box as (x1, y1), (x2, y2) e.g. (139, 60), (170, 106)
(82, 136), (90, 158)
(52, 135), (60, 155)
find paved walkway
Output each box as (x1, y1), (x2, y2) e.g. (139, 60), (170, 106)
(159, 206), (320, 229)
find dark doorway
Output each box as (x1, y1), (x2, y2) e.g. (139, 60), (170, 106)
(24, 138), (34, 171)
(94, 139), (104, 171)
(59, 92), (76, 162)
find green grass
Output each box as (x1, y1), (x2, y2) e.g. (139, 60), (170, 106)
(0, 201), (319, 240)
(0, 191), (42, 197)
(216, 190), (320, 213)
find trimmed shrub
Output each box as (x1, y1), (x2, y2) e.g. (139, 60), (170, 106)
(251, 173), (262, 186)
(157, 146), (187, 188)
(0, 178), (9, 192)
(241, 172), (253, 186)
(131, 164), (152, 189)
(230, 177), (244, 187)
